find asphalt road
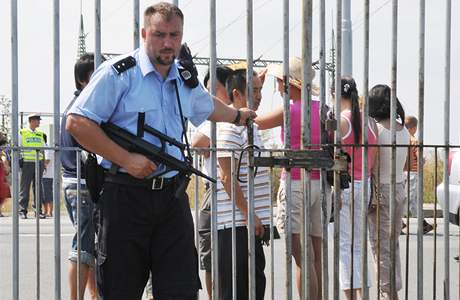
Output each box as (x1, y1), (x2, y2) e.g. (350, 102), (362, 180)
(0, 215), (458, 299)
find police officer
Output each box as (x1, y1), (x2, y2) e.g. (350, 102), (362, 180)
(18, 113), (46, 219)
(66, 2), (256, 299)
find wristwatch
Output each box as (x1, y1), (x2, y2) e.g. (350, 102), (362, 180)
(232, 109), (241, 125)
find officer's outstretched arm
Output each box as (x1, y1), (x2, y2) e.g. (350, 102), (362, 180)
(66, 114), (157, 179)
(207, 97), (257, 126)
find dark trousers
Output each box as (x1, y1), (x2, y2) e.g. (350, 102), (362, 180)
(218, 227), (266, 300)
(19, 161), (44, 212)
(95, 179), (200, 300)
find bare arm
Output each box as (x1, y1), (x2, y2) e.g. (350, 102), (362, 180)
(218, 156), (264, 237)
(254, 106), (284, 130)
(66, 114), (156, 179)
(191, 132), (211, 158)
(207, 98), (257, 125)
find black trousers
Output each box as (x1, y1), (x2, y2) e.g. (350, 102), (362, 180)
(19, 161), (44, 212)
(218, 227), (266, 300)
(95, 179), (200, 300)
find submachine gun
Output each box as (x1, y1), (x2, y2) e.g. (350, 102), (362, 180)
(100, 112), (216, 196)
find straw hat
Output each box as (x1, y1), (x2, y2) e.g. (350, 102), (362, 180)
(267, 57), (319, 96)
(227, 61), (248, 71)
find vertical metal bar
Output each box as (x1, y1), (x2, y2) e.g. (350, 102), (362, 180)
(334, 1), (343, 299)
(389, 0), (399, 297)
(301, 0), (313, 298)
(194, 155), (200, 300)
(341, 0), (352, 76)
(133, 0), (140, 49)
(269, 166), (274, 300)
(361, 1), (370, 298)
(246, 1), (256, 299)
(404, 147), (410, 300)
(443, 1), (452, 299)
(172, 0), (179, 6)
(377, 153), (382, 297)
(231, 155), (237, 300)
(282, 1), (292, 299)
(76, 151), (82, 300)
(209, 1), (219, 299)
(10, 0), (20, 298)
(35, 151), (41, 300)
(350, 147), (355, 297)
(53, 1), (62, 299)
(95, 0), (102, 67)
(194, 156), (200, 251)
(319, 0), (329, 298)
(433, 148), (438, 300)
(417, 1), (426, 300)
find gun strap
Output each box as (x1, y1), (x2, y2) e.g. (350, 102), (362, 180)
(173, 80), (193, 165)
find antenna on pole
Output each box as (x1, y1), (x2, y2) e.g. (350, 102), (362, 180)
(77, 0), (87, 58)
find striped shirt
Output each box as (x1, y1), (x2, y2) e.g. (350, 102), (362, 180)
(216, 123), (271, 230)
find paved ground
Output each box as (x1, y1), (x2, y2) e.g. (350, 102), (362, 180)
(0, 215), (458, 299)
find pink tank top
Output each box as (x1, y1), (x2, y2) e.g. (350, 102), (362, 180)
(341, 110), (377, 181)
(281, 99), (321, 180)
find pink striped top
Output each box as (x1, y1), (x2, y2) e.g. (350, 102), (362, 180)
(281, 99), (321, 180)
(341, 110), (377, 181)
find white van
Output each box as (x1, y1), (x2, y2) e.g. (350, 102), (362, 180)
(436, 150), (460, 225)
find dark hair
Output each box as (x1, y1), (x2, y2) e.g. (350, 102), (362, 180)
(369, 84), (405, 126)
(405, 115), (418, 129)
(336, 76), (361, 144)
(0, 133), (7, 146)
(203, 66), (232, 89)
(74, 53), (95, 91)
(225, 69), (258, 102)
(144, 2), (184, 27)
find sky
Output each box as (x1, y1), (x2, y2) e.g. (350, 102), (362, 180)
(0, 0), (459, 144)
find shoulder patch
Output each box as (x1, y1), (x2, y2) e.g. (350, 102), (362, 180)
(112, 56), (136, 75)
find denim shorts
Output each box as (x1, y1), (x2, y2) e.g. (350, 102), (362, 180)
(63, 181), (95, 267)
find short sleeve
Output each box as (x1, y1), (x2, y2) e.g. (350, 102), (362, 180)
(217, 124), (243, 158)
(188, 84), (214, 127)
(196, 121), (211, 139)
(68, 63), (128, 124)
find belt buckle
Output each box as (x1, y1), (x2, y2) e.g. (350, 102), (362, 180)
(152, 177), (164, 190)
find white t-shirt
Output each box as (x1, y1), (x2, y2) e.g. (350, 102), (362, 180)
(216, 123), (271, 230)
(43, 149), (54, 179)
(377, 123), (410, 184)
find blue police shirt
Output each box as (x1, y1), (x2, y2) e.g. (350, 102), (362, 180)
(68, 47), (214, 177)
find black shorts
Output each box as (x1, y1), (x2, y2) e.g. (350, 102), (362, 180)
(42, 178), (53, 203)
(95, 177), (201, 299)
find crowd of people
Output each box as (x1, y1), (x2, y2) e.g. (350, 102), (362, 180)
(0, 2), (438, 300)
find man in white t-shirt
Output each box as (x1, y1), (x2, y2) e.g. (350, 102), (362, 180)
(216, 69), (270, 300)
(191, 65), (232, 300)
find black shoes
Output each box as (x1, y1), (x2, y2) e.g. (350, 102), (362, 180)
(19, 209), (28, 219)
(401, 219), (434, 235)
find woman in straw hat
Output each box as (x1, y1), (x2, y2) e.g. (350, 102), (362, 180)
(255, 57), (328, 299)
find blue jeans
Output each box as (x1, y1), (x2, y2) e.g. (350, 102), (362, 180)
(63, 181), (95, 267)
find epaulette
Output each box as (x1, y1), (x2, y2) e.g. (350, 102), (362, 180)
(112, 56), (136, 75)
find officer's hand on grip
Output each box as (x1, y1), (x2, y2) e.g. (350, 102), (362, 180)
(234, 108), (257, 127)
(178, 43), (199, 88)
(124, 152), (157, 179)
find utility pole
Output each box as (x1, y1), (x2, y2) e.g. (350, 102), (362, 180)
(341, 0), (352, 76)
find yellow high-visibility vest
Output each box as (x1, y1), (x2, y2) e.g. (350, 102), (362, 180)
(20, 128), (45, 161)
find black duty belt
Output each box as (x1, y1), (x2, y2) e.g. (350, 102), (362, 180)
(104, 172), (178, 191)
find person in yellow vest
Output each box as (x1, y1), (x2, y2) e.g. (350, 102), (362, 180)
(18, 113), (46, 219)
